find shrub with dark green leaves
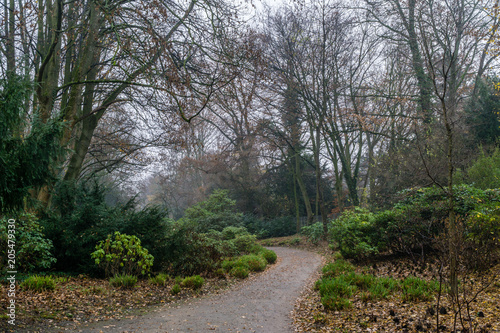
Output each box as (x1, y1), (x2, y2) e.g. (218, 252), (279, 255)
(91, 232), (154, 277)
(20, 275), (56, 291)
(41, 180), (169, 274)
(109, 274), (138, 289)
(182, 190), (243, 233)
(0, 213), (56, 272)
(222, 226), (249, 240)
(232, 234), (258, 254)
(329, 208), (379, 259)
(162, 220), (239, 275)
(181, 275), (204, 289)
(260, 249), (277, 264)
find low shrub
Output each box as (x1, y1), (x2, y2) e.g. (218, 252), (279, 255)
(109, 274), (138, 289)
(230, 266), (249, 279)
(149, 273), (170, 286)
(91, 232), (154, 277)
(171, 284), (181, 295)
(0, 213), (56, 272)
(329, 208), (378, 259)
(41, 180), (169, 275)
(260, 249), (277, 264)
(237, 255), (267, 272)
(20, 275), (56, 291)
(181, 275), (204, 290)
(162, 220), (239, 275)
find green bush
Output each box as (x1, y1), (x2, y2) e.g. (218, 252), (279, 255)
(466, 148), (500, 189)
(182, 190), (243, 233)
(232, 234), (258, 254)
(301, 222), (325, 244)
(41, 180), (169, 274)
(91, 232), (154, 277)
(0, 213), (56, 272)
(230, 266), (249, 279)
(181, 275), (204, 290)
(222, 226), (249, 240)
(20, 275), (56, 291)
(109, 274), (138, 289)
(171, 284), (181, 295)
(260, 249), (277, 264)
(237, 255), (267, 272)
(329, 208), (379, 259)
(149, 273), (170, 286)
(161, 220), (239, 275)
(327, 185), (500, 260)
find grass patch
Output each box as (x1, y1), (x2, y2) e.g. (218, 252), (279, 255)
(322, 259), (355, 277)
(149, 273), (170, 286)
(109, 274), (137, 289)
(20, 275), (56, 291)
(171, 284), (181, 295)
(181, 275), (204, 290)
(230, 266), (249, 279)
(317, 260), (439, 311)
(401, 275), (439, 302)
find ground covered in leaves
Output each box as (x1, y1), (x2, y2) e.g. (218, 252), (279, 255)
(293, 254), (500, 332)
(0, 274), (240, 332)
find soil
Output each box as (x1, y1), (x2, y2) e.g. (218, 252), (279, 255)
(46, 247), (322, 332)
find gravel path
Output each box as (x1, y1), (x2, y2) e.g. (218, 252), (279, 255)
(70, 247), (322, 333)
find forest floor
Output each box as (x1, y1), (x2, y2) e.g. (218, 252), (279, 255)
(3, 236), (500, 332)
(287, 241), (500, 332)
(1, 246), (322, 332)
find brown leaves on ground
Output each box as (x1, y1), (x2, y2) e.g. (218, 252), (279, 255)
(0, 274), (238, 332)
(293, 255), (500, 332)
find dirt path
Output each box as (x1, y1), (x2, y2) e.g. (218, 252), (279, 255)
(61, 247), (322, 333)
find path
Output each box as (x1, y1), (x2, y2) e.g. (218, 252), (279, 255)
(60, 247), (322, 333)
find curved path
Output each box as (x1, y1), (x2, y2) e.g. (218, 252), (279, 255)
(68, 247), (322, 333)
